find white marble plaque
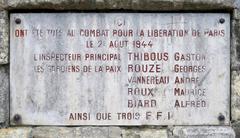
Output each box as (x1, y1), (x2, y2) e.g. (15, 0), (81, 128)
(10, 13), (230, 125)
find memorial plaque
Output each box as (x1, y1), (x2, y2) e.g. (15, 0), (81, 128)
(10, 13), (230, 125)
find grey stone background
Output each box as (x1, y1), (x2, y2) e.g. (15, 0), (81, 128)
(0, 0), (238, 137)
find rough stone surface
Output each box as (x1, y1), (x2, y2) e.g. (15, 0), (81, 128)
(0, 10), (8, 64)
(232, 8), (240, 69)
(173, 126), (235, 138)
(233, 122), (240, 138)
(32, 127), (122, 138)
(0, 127), (32, 138)
(0, 127), (121, 138)
(0, 127), (166, 138)
(230, 6), (240, 138)
(122, 128), (168, 138)
(0, 0), (235, 10)
(232, 71), (240, 121)
(0, 65), (9, 127)
(0, 127), (236, 138)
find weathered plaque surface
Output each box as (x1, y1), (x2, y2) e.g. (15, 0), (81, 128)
(10, 13), (230, 125)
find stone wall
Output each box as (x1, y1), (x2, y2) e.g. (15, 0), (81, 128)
(0, 0), (238, 137)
